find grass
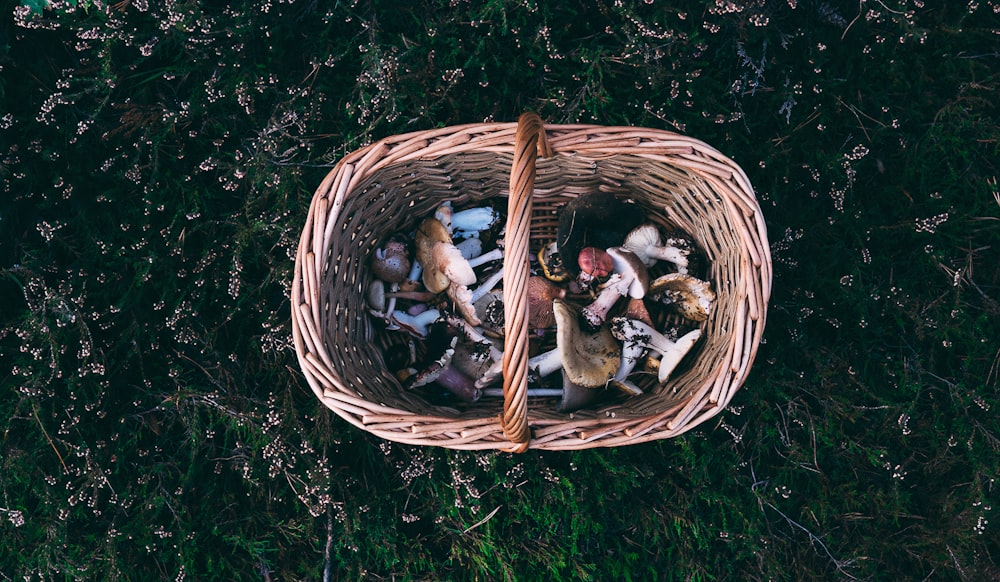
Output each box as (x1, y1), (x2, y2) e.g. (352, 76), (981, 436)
(1, 0), (998, 579)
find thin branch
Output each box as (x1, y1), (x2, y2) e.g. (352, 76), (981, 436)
(765, 502), (858, 579)
(32, 403), (69, 474)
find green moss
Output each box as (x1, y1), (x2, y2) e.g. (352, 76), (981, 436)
(3, 0), (998, 579)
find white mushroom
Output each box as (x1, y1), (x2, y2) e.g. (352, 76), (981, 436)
(445, 315), (505, 389)
(390, 308), (441, 338)
(452, 206), (500, 238)
(473, 290), (504, 334)
(455, 237), (483, 261)
(609, 336), (646, 394)
(609, 317), (701, 383)
(467, 247), (504, 269)
(470, 268), (504, 303)
(623, 223), (691, 274)
(580, 247), (649, 330)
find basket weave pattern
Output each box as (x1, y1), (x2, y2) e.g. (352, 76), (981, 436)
(291, 115), (771, 451)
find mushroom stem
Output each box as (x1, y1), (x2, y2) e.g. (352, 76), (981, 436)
(527, 347), (563, 378)
(610, 317), (701, 383)
(401, 260), (423, 292)
(612, 339), (646, 385)
(581, 274), (630, 329)
(390, 308), (441, 337)
(455, 238), (483, 260)
(470, 267), (504, 303)
(652, 329), (702, 382)
(433, 366), (480, 402)
(580, 247), (648, 330)
(482, 388), (563, 398)
(384, 283), (400, 330)
(467, 247), (504, 269)
(447, 282), (482, 326)
(386, 290), (439, 301)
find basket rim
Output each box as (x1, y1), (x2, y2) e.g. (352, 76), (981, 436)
(291, 119), (772, 451)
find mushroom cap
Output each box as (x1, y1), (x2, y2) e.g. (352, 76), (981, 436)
(622, 223), (663, 267)
(450, 338), (497, 380)
(432, 241), (477, 287)
(527, 276), (567, 329)
(624, 297), (653, 327)
(648, 273), (716, 321)
(537, 241), (571, 282)
(415, 217), (453, 293)
(446, 281), (482, 326)
(407, 333), (458, 389)
(606, 247), (649, 299)
(473, 290), (505, 333)
(577, 247), (614, 287)
(372, 240), (411, 283)
(553, 299), (620, 388)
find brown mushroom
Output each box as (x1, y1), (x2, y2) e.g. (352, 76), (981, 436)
(527, 276), (567, 330)
(648, 273), (716, 322)
(527, 300), (621, 411)
(415, 217), (453, 293)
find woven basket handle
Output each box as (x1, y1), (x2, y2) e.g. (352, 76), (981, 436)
(500, 113), (551, 451)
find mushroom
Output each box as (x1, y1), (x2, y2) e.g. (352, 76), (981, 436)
(390, 308), (441, 337)
(576, 247), (614, 291)
(371, 238), (411, 284)
(609, 317), (701, 383)
(467, 247), (504, 269)
(447, 282), (481, 326)
(556, 192), (644, 278)
(424, 234), (481, 326)
(470, 268), (504, 303)
(431, 241), (477, 289)
(455, 237), (483, 261)
(648, 273), (716, 322)
(415, 217), (453, 293)
(452, 206), (501, 239)
(371, 238), (412, 327)
(527, 300), (621, 411)
(527, 276), (567, 330)
(624, 297), (654, 327)
(366, 279), (387, 316)
(434, 202), (454, 235)
(407, 328), (480, 402)
(609, 327), (647, 394)
(444, 314), (505, 389)
(622, 223), (691, 274)
(473, 290), (505, 334)
(450, 336), (499, 381)
(580, 247), (649, 331)
(537, 241), (571, 282)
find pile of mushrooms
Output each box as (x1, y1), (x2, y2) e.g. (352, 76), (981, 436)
(366, 193), (716, 412)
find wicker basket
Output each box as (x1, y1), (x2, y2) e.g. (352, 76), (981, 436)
(291, 113), (771, 452)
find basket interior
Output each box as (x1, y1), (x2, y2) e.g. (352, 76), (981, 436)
(320, 150), (745, 422)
